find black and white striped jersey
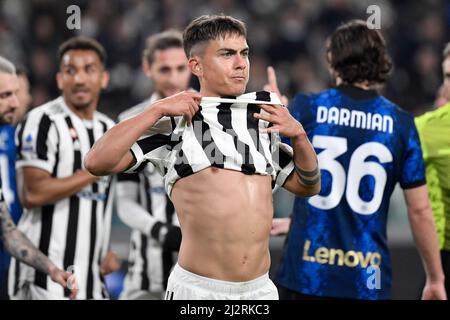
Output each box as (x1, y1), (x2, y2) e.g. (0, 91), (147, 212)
(116, 95), (179, 296)
(124, 91), (295, 197)
(9, 97), (116, 300)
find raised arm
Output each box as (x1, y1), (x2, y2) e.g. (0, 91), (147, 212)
(84, 91), (201, 176)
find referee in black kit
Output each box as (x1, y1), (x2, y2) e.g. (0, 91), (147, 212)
(9, 36), (118, 300)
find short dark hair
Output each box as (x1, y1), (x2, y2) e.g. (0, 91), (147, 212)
(327, 19), (392, 85)
(58, 36), (106, 66)
(183, 14), (247, 58)
(143, 30), (184, 64)
(443, 42), (450, 60)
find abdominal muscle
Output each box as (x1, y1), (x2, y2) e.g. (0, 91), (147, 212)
(171, 167), (274, 282)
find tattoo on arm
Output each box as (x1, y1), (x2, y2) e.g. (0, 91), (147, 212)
(0, 202), (54, 275)
(294, 162), (320, 186)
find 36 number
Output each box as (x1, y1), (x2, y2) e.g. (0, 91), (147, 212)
(308, 135), (393, 215)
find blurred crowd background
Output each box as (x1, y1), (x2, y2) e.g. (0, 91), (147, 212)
(1, 0), (449, 299)
(1, 0), (449, 119)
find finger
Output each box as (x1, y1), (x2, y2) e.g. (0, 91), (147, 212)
(184, 112), (193, 126)
(188, 103), (197, 121)
(56, 276), (67, 288)
(263, 84), (273, 92)
(258, 104), (278, 113)
(190, 101), (199, 114)
(188, 91), (202, 103)
(267, 66), (280, 93)
(69, 287), (79, 300)
(253, 112), (273, 122)
(260, 125), (281, 134)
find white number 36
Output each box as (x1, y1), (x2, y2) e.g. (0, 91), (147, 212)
(308, 135), (393, 215)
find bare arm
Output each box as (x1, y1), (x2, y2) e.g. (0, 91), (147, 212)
(116, 180), (158, 235)
(0, 201), (77, 298)
(18, 167), (97, 209)
(283, 133), (321, 196)
(255, 104), (320, 197)
(116, 180), (181, 247)
(404, 185), (446, 300)
(84, 91), (202, 176)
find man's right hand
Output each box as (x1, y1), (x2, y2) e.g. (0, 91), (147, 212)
(421, 278), (447, 300)
(154, 91), (202, 124)
(49, 265), (78, 300)
(271, 218), (291, 236)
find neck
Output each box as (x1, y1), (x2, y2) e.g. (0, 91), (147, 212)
(352, 82), (371, 90)
(200, 87), (220, 97)
(336, 77), (371, 90)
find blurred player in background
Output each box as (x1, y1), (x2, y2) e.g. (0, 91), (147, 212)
(0, 57), (75, 299)
(9, 37), (118, 300)
(14, 68), (32, 125)
(117, 30), (188, 300)
(0, 56), (24, 298)
(273, 20), (446, 300)
(415, 42), (450, 297)
(433, 44), (450, 108)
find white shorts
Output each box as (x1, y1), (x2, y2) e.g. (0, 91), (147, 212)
(165, 264), (279, 300)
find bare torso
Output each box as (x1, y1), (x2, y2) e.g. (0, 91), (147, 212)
(171, 167), (274, 282)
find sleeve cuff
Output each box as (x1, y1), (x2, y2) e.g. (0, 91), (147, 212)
(400, 180), (427, 190)
(16, 159), (53, 174)
(275, 160), (295, 187)
(124, 143), (145, 173)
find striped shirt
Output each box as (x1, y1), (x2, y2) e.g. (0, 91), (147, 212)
(117, 95), (179, 295)
(125, 91), (295, 197)
(9, 97), (115, 300)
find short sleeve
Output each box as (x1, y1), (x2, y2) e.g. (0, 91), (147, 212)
(271, 132), (295, 187)
(124, 116), (178, 175)
(399, 117), (426, 189)
(16, 112), (57, 174)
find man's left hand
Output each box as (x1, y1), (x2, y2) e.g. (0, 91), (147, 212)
(254, 103), (305, 139)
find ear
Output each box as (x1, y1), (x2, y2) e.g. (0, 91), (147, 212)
(189, 57), (203, 78)
(56, 72), (63, 91)
(101, 71), (110, 89)
(142, 59), (152, 78)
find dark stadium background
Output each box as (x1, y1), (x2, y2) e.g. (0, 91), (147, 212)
(1, 0), (448, 299)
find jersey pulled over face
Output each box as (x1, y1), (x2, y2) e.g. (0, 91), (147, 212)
(277, 85), (426, 300)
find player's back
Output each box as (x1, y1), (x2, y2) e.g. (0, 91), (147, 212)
(277, 85), (426, 299)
